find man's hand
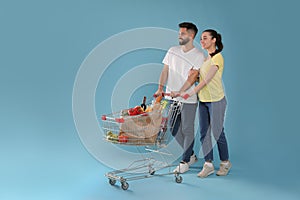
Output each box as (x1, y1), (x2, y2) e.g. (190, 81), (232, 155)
(170, 91), (181, 98)
(154, 88), (163, 97)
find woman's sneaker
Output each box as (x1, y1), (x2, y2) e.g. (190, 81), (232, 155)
(197, 162), (214, 178)
(188, 154), (198, 166)
(173, 161), (189, 173)
(216, 161), (232, 176)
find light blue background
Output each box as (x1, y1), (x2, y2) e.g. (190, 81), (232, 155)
(1, 0), (300, 199)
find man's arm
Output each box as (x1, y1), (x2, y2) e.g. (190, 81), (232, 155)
(179, 69), (199, 93)
(155, 64), (169, 95)
(181, 65), (219, 99)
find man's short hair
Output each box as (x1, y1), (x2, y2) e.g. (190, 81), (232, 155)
(179, 22), (198, 38)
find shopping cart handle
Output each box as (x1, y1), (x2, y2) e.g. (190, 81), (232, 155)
(182, 94), (190, 100)
(115, 118), (125, 123)
(153, 92), (171, 98)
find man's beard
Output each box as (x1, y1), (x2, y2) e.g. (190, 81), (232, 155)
(179, 38), (189, 45)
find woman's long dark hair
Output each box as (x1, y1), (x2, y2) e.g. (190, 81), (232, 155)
(203, 29), (223, 57)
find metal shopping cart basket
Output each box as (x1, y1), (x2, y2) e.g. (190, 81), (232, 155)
(100, 94), (183, 190)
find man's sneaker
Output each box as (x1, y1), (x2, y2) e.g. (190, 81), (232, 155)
(216, 161), (232, 176)
(173, 161), (189, 174)
(197, 162), (215, 178)
(188, 154), (198, 166)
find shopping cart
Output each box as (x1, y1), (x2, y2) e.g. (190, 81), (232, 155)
(100, 93), (183, 190)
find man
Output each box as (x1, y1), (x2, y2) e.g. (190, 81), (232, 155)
(155, 22), (205, 173)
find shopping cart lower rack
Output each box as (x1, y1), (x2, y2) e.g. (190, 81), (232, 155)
(100, 97), (183, 190)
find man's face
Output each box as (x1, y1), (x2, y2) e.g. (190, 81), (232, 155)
(178, 28), (192, 45)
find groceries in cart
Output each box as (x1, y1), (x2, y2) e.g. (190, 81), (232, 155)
(101, 94), (171, 145)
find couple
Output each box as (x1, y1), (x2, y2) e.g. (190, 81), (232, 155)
(155, 22), (231, 178)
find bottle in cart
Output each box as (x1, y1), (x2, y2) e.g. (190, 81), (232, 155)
(141, 96), (147, 111)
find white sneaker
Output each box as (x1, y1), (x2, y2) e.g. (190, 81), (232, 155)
(216, 161), (232, 176)
(173, 161), (189, 174)
(197, 162), (215, 178)
(188, 154), (198, 166)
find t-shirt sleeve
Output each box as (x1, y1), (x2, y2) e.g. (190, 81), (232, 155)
(162, 49), (170, 65)
(193, 52), (205, 70)
(211, 53), (224, 69)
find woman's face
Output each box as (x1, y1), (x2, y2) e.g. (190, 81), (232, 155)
(200, 32), (216, 50)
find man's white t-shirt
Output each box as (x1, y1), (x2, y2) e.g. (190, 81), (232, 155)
(162, 46), (205, 103)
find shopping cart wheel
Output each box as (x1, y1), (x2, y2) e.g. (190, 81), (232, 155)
(149, 169), (155, 175)
(121, 182), (129, 190)
(175, 175), (183, 183)
(109, 179), (116, 186)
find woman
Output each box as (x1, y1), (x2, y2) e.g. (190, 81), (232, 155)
(178, 29), (231, 178)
